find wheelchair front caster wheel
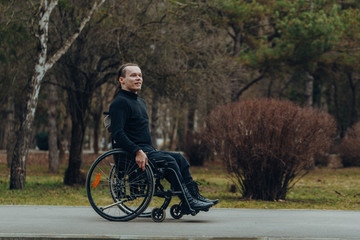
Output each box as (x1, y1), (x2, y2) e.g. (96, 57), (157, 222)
(170, 204), (183, 219)
(151, 208), (166, 222)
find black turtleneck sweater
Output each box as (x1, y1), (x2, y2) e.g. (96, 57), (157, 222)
(109, 89), (152, 155)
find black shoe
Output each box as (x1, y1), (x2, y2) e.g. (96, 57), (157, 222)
(181, 184), (213, 211)
(187, 181), (219, 205)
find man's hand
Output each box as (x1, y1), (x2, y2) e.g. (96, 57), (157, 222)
(135, 150), (148, 171)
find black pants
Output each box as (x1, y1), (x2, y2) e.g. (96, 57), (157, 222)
(139, 144), (192, 189)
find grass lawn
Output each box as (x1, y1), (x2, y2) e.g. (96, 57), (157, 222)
(1, 160), (360, 210)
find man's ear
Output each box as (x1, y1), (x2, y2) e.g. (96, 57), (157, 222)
(119, 76), (124, 84)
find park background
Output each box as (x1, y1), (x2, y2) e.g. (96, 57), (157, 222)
(0, 0), (359, 209)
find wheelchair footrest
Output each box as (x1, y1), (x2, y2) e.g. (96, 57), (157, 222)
(178, 201), (198, 216)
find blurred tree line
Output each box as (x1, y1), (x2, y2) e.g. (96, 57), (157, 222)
(0, 0), (359, 189)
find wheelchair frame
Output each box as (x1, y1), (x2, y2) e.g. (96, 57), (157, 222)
(86, 148), (198, 222)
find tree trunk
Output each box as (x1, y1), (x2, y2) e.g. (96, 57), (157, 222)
(10, 131), (28, 189)
(10, 54), (45, 189)
(10, 79), (40, 189)
(58, 116), (69, 164)
(187, 104), (196, 133)
(64, 81), (91, 185)
(347, 71), (357, 126)
(48, 81), (59, 173)
(64, 116), (86, 186)
(170, 115), (179, 150)
(150, 94), (159, 148)
(304, 71), (314, 107)
(5, 93), (15, 168)
(92, 87), (103, 154)
(93, 114), (101, 154)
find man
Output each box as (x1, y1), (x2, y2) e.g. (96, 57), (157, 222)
(109, 63), (218, 212)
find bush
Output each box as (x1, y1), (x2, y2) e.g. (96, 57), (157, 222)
(206, 99), (336, 201)
(179, 131), (210, 166)
(337, 122), (360, 167)
(35, 132), (49, 151)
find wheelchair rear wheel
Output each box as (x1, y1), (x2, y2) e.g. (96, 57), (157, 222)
(86, 149), (154, 221)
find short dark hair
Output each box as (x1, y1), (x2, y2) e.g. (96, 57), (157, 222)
(117, 63), (139, 79)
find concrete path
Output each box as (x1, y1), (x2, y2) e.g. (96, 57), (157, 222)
(0, 205), (359, 239)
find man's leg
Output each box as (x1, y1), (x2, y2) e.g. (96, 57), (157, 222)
(161, 151), (219, 206)
(159, 151), (192, 183)
(147, 150), (213, 211)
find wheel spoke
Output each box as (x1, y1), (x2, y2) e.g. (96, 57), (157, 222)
(101, 199), (127, 211)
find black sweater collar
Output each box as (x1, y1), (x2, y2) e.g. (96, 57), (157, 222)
(119, 89), (138, 99)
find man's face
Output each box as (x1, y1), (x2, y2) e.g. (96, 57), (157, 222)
(119, 66), (143, 94)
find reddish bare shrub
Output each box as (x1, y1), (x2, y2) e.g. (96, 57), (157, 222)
(206, 99), (336, 201)
(337, 122), (360, 167)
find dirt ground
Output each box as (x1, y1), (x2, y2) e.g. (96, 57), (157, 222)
(0, 150), (101, 166)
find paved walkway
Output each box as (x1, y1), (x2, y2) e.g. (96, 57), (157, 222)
(0, 205), (359, 239)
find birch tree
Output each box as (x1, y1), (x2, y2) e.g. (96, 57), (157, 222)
(10, 0), (106, 190)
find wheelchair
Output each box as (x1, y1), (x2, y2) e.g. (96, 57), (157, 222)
(86, 148), (201, 222)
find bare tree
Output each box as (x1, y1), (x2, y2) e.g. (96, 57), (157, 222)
(52, 20), (119, 185)
(10, 0), (106, 189)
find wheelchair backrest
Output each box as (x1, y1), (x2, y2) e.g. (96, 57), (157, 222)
(103, 111), (111, 132)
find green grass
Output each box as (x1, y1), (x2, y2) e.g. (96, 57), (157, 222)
(1, 162), (360, 210)
(0, 164), (88, 205)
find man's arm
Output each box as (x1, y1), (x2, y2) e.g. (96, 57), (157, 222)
(109, 99), (141, 155)
(109, 98), (148, 171)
